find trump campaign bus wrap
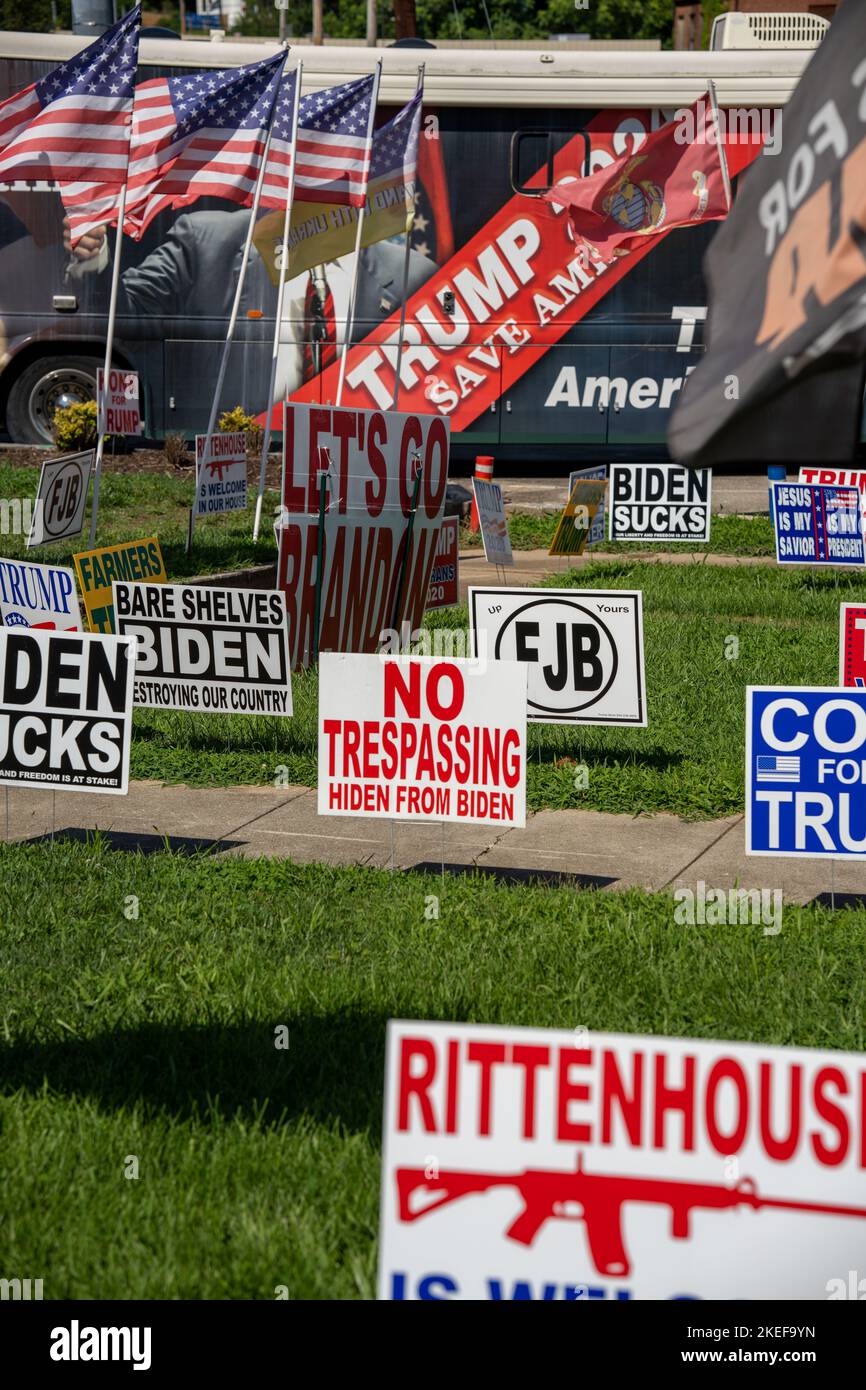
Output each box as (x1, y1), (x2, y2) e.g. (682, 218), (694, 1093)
(278, 404), (449, 670)
(0, 32), (767, 455)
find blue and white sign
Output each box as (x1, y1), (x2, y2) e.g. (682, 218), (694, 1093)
(568, 466), (606, 546)
(747, 687), (866, 859)
(771, 483), (865, 567)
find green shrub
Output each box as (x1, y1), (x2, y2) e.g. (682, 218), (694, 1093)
(219, 405), (263, 458)
(52, 400), (98, 451)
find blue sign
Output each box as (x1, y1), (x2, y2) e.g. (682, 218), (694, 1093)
(771, 482), (866, 567)
(747, 687), (866, 859)
(568, 466), (606, 546)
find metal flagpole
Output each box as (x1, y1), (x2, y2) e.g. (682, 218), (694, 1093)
(392, 64), (424, 410)
(253, 58), (304, 543)
(88, 178), (128, 548)
(335, 59), (382, 406)
(187, 75), (286, 556)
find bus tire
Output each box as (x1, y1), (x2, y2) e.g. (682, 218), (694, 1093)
(6, 354), (101, 444)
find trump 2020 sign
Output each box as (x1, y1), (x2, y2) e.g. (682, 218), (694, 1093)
(746, 687), (866, 858)
(379, 1021), (866, 1300)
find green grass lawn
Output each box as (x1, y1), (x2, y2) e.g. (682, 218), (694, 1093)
(0, 461), (279, 579)
(2, 841), (863, 1300)
(132, 558), (865, 821)
(460, 511), (776, 555)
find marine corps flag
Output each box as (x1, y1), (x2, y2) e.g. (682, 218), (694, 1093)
(669, 0), (866, 466)
(544, 94), (731, 260)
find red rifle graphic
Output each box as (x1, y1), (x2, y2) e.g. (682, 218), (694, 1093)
(396, 1154), (866, 1277)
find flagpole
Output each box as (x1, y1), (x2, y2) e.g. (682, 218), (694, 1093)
(253, 58), (303, 544)
(706, 79), (732, 212)
(187, 90), (283, 555)
(335, 58), (382, 407)
(88, 180), (127, 549)
(392, 64), (424, 410)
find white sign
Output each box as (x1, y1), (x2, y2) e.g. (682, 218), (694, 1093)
(114, 581), (293, 716)
(608, 464), (712, 543)
(0, 628), (133, 793)
(0, 557), (80, 631)
(194, 432), (248, 516)
(379, 1021), (866, 1300)
(279, 403), (450, 669)
(97, 368), (142, 436)
(469, 587), (646, 726)
(27, 450), (93, 548)
(318, 652), (527, 827)
(473, 478), (513, 568)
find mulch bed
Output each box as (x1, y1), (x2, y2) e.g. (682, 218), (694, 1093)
(0, 445), (284, 491)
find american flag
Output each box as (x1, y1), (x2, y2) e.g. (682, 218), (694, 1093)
(368, 86), (422, 217)
(260, 73), (376, 211)
(0, 6), (139, 194)
(120, 51), (287, 240)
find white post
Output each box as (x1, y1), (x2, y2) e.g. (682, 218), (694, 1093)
(253, 59), (303, 544)
(335, 58), (382, 407)
(391, 65), (424, 410)
(188, 115), (279, 553)
(88, 179), (127, 549)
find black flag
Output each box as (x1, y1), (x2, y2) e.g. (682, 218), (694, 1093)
(668, 0), (866, 466)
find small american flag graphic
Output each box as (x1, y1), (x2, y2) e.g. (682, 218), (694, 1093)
(756, 755), (801, 784)
(0, 5), (139, 229)
(121, 51), (286, 240)
(261, 74), (376, 211)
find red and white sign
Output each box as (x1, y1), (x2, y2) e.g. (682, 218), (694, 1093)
(426, 516), (459, 610)
(840, 603), (866, 688)
(278, 404), (450, 669)
(800, 467), (866, 534)
(194, 431), (247, 517)
(318, 653), (526, 826)
(96, 368), (142, 436)
(277, 117), (762, 435)
(379, 1021), (866, 1300)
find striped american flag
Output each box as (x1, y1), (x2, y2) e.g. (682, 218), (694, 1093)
(0, 6), (139, 211)
(260, 73), (376, 211)
(120, 51), (287, 240)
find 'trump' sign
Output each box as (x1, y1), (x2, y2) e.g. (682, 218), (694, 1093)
(379, 1021), (866, 1300)
(278, 404), (449, 669)
(318, 653), (526, 826)
(97, 368), (142, 436)
(746, 686), (866, 858)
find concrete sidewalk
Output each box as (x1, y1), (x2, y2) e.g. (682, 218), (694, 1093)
(457, 546), (771, 600)
(4, 781), (863, 906)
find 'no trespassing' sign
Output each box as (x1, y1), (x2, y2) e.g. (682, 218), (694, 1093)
(114, 582), (293, 716)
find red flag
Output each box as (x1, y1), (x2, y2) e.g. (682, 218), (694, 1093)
(543, 95), (731, 260)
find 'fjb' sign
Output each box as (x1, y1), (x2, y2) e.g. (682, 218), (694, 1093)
(469, 587), (646, 725)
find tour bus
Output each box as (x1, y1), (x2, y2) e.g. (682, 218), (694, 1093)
(0, 25), (816, 461)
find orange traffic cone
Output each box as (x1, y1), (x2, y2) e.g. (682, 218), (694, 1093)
(469, 456), (495, 533)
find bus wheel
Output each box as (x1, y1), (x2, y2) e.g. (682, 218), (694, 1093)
(6, 355), (101, 444)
